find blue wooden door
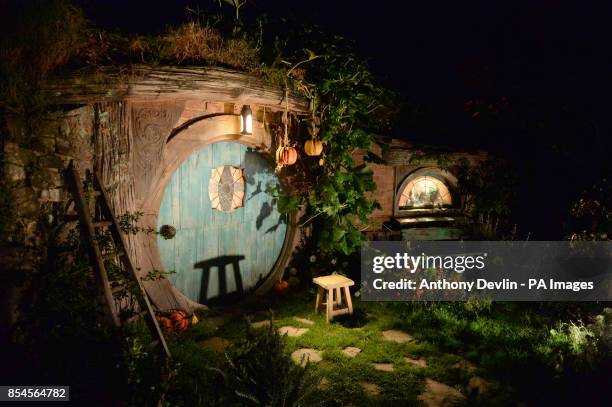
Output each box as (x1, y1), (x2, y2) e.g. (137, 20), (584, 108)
(157, 142), (287, 303)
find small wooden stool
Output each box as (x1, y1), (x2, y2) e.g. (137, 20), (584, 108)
(313, 275), (354, 322)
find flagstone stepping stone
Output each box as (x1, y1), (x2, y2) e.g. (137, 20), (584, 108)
(293, 316), (315, 325)
(250, 320), (271, 329)
(291, 348), (322, 367)
(382, 329), (414, 343)
(372, 362), (395, 372)
(466, 376), (490, 402)
(279, 326), (309, 337)
(342, 346), (362, 358)
(418, 378), (466, 407)
(404, 357), (427, 368)
(360, 381), (382, 396)
(198, 337), (231, 352)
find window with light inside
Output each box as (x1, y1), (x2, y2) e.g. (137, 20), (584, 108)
(398, 176), (452, 209)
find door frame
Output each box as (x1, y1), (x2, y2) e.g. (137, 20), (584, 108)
(139, 114), (299, 307)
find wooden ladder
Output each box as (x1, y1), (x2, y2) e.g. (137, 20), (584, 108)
(65, 160), (171, 360)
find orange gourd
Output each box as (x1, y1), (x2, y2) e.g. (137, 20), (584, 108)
(273, 280), (290, 295)
(157, 316), (174, 332)
(174, 318), (190, 332)
(276, 146), (298, 165)
(169, 311), (187, 322)
(304, 138), (323, 156)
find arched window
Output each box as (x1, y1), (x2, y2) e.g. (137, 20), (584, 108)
(398, 176), (452, 209)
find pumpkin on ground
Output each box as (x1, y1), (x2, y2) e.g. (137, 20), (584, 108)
(166, 310), (191, 332)
(169, 310), (188, 322)
(304, 138), (323, 156)
(276, 146), (298, 165)
(157, 316), (173, 332)
(273, 279), (290, 295)
(174, 318), (190, 332)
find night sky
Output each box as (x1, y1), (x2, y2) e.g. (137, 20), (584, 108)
(75, 0), (612, 238)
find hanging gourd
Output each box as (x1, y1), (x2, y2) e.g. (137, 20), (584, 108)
(276, 87), (298, 167)
(304, 93), (323, 157)
(277, 146), (298, 165)
(304, 138), (323, 156)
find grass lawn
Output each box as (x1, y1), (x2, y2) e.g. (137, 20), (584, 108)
(163, 290), (612, 406)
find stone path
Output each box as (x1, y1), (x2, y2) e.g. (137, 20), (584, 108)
(418, 378), (466, 407)
(453, 358), (477, 372)
(382, 329), (414, 343)
(404, 357), (427, 368)
(342, 346), (362, 358)
(250, 320), (271, 329)
(466, 376), (489, 402)
(372, 363), (395, 372)
(293, 316), (315, 325)
(198, 337), (231, 352)
(278, 326), (309, 337)
(291, 348), (322, 367)
(360, 382), (381, 396)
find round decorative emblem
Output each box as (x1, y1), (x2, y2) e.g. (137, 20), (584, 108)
(208, 166), (245, 211)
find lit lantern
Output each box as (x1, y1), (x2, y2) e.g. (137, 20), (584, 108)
(240, 105), (253, 135)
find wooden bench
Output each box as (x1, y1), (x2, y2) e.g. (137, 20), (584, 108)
(313, 275), (354, 322)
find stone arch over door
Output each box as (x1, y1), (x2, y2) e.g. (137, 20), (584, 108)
(139, 114), (298, 309)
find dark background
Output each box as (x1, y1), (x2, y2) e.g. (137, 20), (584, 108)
(75, 0), (612, 239)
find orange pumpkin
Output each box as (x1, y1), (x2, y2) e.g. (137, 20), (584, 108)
(174, 318), (190, 332)
(276, 146), (298, 165)
(304, 138), (323, 156)
(169, 311), (187, 322)
(273, 280), (290, 295)
(157, 316), (174, 332)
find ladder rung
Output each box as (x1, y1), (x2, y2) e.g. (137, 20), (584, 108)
(111, 285), (124, 294)
(93, 221), (113, 228)
(103, 250), (125, 259)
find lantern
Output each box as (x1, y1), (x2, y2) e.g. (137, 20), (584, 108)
(240, 105), (252, 135)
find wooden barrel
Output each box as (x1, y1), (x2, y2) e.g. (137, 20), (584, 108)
(157, 142), (287, 304)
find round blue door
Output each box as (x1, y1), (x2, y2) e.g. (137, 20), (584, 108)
(157, 142), (287, 303)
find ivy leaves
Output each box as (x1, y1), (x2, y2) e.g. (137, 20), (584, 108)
(299, 52), (392, 255)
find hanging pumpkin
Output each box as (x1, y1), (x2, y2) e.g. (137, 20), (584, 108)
(273, 279), (290, 295)
(304, 138), (323, 156)
(276, 146), (298, 166)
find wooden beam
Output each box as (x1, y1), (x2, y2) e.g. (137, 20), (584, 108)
(41, 65), (309, 112)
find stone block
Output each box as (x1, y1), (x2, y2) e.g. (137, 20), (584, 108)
(38, 154), (66, 169)
(40, 188), (62, 202)
(5, 163), (26, 182)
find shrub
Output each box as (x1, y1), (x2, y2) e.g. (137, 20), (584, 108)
(220, 322), (319, 406)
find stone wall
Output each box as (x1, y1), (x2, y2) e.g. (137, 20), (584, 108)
(355, 141), (488, 235)
(1, 106), (95, 344)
